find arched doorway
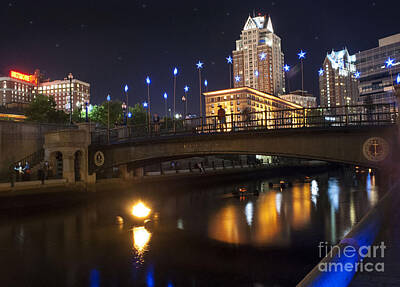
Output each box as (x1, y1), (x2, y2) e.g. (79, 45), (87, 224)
(74, 151), (83, 182)
(49, 151), (63, 179)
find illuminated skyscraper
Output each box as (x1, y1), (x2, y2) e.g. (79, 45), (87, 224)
(319, 48), (358, 108)
(232, 14), (285, 96)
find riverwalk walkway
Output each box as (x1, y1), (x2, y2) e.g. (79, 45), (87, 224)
(350, 202), (400, 286)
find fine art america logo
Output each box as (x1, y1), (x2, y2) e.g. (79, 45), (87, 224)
(318, 241), (386, 273)
(362, 137), (389, 162)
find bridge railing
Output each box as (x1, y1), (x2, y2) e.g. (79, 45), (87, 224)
(91, 103), (398, 144)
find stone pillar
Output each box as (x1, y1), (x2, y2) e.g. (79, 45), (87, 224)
(134, 167), (144, 177)
(120, 164), (133, 180)
(62, 151), (75, 183)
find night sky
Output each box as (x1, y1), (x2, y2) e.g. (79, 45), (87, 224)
(1, 0), (399, 114)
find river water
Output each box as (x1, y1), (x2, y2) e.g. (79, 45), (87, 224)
(0, 170), (382, 286)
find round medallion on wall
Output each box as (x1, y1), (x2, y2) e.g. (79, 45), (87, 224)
(362, 137), (389, 162)
(94, 151), (105, 167)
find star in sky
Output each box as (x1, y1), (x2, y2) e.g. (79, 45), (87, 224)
(196, 61), (203, 69)
(184, 86), (189, 92)
(318, 68), (324, 76)
(226, 56), (233, 64)
(298, 50), (306, 59)
(235, 75), (241, 82)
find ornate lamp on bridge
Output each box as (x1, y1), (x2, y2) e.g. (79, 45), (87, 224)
(107, 94), (111, 144)
(298, 50), (306, 96)
(184, 85), (189, 116)
(196, 60), (204, 121)
(173, 67), (178, 118)
(146, 76), (151, 131)
(124, 84), (129, 109)
(284, 64), (291, 92)
(122, 102), (127, 126)
(226, 55), (233, 88)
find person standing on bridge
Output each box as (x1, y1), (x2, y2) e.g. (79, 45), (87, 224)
(217, 105), (226, 132)
(153, 113), (160, 133)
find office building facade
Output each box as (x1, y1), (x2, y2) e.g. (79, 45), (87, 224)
(280, 90), (317, 108)
(319, 48), (358, 108)
(232, 15), (285, 96)
(356, 33), (400, 105)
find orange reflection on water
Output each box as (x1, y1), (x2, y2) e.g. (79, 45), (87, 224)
(208, 205), (245, 244)
(132, 226), (151, 255)
(254, 192), (281, 245)
(291, 184), (311, 229)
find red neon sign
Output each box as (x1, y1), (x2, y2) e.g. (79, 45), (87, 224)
(10, 70), (37, 84)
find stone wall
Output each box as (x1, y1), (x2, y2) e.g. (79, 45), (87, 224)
(0, 121), (68, 177)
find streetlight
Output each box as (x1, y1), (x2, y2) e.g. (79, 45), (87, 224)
(163, 92), (168, 130)
(204, 79), (208, 92)
(146, 76), (151, 131)
(184, 85), (189, 116)
(385, 57), (395, 89)
(196, 60), (204, 121)
(298, 50), (306, 96)
(182, 95), (187, 116)
(122, 102), (127, 126)
(107, 94), (111, 144)
(173, 67), (178, 117)
(226, 56), (233, 88)
(284, 64), (291, 92)
(67, 73), (73, 124)
(124, 84), (129, 110)
(85, 100), (89, 122)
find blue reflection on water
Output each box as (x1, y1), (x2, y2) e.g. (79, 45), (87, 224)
(327, 178), (339, 211)
(167, 281), (174, 287)
(90, 269), (100, 287)
(147, 266), (155, 287)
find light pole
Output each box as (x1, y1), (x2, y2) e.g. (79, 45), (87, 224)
(143, 101), (148, 129)
(107, 94), (111, 144)
(163, 92), (168, 129)
(85, 100), (89, 122)
(182, 95), (187, 116)
(124, 84), (129, 114)
(298, 50), (306, 96)
(146, 76), (151, 131)
(226, 56), (233, 88)
(386, 57), (395, 89)
(68, 73), (73, 124)
(196, 61), (204, 122)
(173, 67), (178, 117)
(122, 102), (127, 126)
(184, 85), (189, 116)
(284, 64), (291, 92)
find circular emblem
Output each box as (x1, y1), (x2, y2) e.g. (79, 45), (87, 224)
(362, 137), (389, 162)
(94, 151), (105, 167)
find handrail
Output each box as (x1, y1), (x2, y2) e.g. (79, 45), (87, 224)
(90, 103), (398, 145)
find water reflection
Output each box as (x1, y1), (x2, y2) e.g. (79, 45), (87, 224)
(0, 171), (382, 287)
(366, 173), (378, 207)
(132, 226), (151, 263)
(208, 183), (313, 246)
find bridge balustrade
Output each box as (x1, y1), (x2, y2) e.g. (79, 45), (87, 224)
(90, 103), (398, 145)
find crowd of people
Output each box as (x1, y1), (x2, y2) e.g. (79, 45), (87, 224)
(10, 161), (52, 185)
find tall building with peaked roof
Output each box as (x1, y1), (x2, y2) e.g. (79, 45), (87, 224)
(319, 48), (359, 108)
(232, 14), (285, 96)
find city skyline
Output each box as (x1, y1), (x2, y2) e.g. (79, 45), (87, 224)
(0, 0), (399, 114)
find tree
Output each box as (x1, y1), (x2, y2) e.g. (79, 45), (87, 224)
(89, 100), (124, 127)
(127, 103), (147, 126)
(25, 95), (68, 123)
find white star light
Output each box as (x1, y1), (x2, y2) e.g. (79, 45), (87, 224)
(354, 71), (361, 79)
(397, 74), (400, 84)
(283, 64), (290, 72)
(298, 50), (306, 59)
(254, 70), (259, 77)
(235, 75), (241, 82)
(259, 52), (266, 60)
(385, 57), (394, 68)
(318, 68), (324, 76)
(226, 56), (233, 64)
(196, 61), (204, 69)
(184, 85), (189, 92)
